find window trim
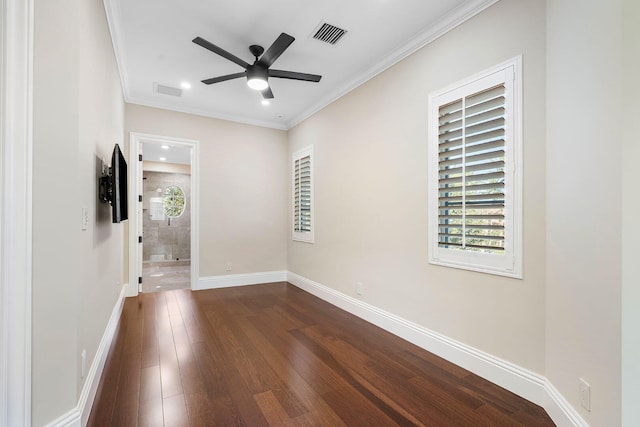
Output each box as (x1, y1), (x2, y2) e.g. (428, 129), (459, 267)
(292, 145), (314, 243)
(427, 56), (523, 278)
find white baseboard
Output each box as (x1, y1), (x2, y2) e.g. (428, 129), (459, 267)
(197, 270), (287, 290)
(44, 284), (128, 427)
(543, 380), (589, 427)
(286, 271), (588, 427)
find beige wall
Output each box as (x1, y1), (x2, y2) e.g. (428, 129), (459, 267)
(126, 104), (288, 277)
(622, 1), (640, 424)
(32, 0), (125, 424)
(546, 0), (623, 425)
(288, 0), (547, 373)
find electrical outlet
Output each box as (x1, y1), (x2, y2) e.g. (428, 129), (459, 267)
(81, 349), (87, 378)
(579, 378), (591, 411)
(225, 261), (232, 272)
(356, 282), (363, 296)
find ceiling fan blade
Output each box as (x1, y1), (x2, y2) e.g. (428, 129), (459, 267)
(201, 72), (246, 85)
(192, 37), (249, 69)
(258, 33), (295, 68)
(269, 69), (322, 82)
(262, 87), (274, 99)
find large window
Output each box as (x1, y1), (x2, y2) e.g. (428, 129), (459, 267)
(293, 146), (313, 243)
(428, 58), (522, 278)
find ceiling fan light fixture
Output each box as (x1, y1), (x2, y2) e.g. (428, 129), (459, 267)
(247, 78), (268, 91)
(246, 65), (269, 91)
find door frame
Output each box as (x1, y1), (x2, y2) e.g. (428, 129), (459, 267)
(1, 0), (33, 424)
(127, 132), (200, 296)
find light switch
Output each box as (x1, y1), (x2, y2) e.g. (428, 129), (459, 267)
(82, 206), (89, 230)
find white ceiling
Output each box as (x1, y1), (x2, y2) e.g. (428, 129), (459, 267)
(104, 0), (497, 130)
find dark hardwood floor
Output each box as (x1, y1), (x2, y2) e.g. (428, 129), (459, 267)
(87, 282), (555, 426)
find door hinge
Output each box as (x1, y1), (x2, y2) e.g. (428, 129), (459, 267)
(139, 154), (143, 162)
(138, 235), (142, 243)
(139, 195), (142, 202)
(138, 276), (142, 284)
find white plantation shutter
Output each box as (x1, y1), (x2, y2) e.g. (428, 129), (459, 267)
(437, 84), (506, 252)
(294, 155), (311, 232)
(428, 58), (522, 278)
(293, 146), (314, 242)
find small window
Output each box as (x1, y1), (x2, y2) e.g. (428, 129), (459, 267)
(428, 57), (522, 278)
(163, 185), (186, 218)
(293, 146), (313, 243)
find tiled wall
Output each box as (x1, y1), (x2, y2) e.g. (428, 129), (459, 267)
(142, 171), (191, 262)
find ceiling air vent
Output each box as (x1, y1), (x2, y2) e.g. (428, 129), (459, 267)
(153, 83), (182, 97)
(311, 22), (347, 45)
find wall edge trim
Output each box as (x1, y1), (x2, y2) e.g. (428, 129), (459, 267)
(1, 0), (34, 424)
(286, 271), (588, 427)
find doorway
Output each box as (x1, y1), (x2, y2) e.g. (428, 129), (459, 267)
(141, 151), (191, 292)
(128, 133), (199, 296)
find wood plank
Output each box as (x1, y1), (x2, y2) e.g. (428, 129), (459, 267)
(140, 292), (160, 369)
(163, 394), (190, 427)
(191, 340), (257, 426)
(321, 385), (413, 427)
(156, 293), (184, 398)
(168, 299), (206, 395)
(110, 299), (143, 426)
(184, 392), (216, 427)
(253, 390), (296, 427)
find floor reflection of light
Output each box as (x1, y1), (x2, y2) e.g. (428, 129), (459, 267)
(176, 346), (190, 361)
(161, 365), (176, 385)
(286, 336), (319, 384)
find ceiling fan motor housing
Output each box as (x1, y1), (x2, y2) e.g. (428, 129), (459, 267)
(246, 64), (269, 90)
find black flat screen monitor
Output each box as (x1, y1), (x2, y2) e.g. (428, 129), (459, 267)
(111, 144), (128, 223)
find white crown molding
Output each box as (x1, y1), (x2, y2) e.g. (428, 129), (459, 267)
(198, 271), (287, 290)
(287, 0), (501, 129)
(102, 0), (131, 102)
(44, 284), (127, 427)
(286, 271), (588, 427)
(126, 97), (288, 131)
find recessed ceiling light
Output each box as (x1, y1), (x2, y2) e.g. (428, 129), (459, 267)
(180, 82), (191, 89)
(261, 100), (270, 106)
(159, 157), (167, 161)
(161, 145), (170, 150)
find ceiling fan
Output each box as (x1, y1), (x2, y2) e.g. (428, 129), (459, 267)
(192, 33), (322, 99)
